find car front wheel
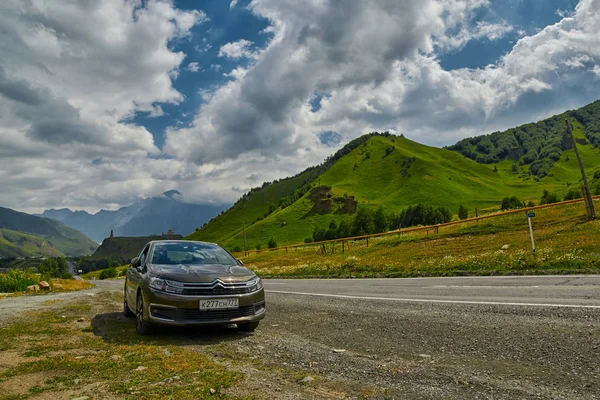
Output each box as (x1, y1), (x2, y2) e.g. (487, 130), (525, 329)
(135, 291), (152, 335)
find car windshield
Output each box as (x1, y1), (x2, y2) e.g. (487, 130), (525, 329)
(151, 243), (237, 266)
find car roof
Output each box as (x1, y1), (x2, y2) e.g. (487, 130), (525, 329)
(148, 240), (218, 246)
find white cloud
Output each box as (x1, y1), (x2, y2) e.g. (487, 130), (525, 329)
(0, 0), (206, 212)
(230, 0), (239, 10)
(187, 62), (200, 72)
(218, 39), (256, 60)
(593, 65), (600, 77)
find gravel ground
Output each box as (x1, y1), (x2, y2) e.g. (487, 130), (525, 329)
(1, 279), (598, 399)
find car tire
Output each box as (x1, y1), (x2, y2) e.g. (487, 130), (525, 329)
(135, 291), (152, 335)
(238, 321), (260, 332)
(123, 299), (135, 318)
(123, 286), (135, 318)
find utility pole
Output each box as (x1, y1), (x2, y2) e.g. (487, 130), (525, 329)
(566, 120), (596, 219)
(243, 222), (248, 256)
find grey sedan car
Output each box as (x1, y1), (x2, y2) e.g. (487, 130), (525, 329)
(124, 240), (265, 335)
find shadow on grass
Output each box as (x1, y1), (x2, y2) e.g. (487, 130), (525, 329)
(91, 312), (249, 346)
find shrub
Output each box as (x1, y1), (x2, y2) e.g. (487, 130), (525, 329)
(232, 246), (242, 253)
(540, 190), (560, 205)
(0, 269), (38, 292)
(373, 206), (388, 233)
(594, 170), (600, 180)
(500, 196), (523, 210)
(99, 267), (117, 280)
(563, 188), (582, 201)
(527, 201), (536, 207)
(352, 207), (375, 236)
(255, 244), (261, 251)
(458, 205), (469, 220)
(267, 237), (278, 249)
(304, 238), (313, 243)
(336, 220), (352, 238)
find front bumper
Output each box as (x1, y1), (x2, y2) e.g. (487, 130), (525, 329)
(145, 288), (266, 326)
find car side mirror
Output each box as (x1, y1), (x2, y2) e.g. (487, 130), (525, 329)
(236, 258), (244, 266)
(130, 257), (140, 267)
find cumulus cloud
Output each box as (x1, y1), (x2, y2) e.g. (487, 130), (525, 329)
(187, 62), (201, 72)
(230, 0), (239, 10)
(218, 39), (256, 60)
(0, 0), (205, 212)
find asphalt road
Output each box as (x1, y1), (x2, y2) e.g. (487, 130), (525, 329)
(263, 275), (600, 308)
(257, 275), (600, 399)
(67, 261), (83, 280)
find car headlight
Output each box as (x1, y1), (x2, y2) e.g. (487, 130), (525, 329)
(247, 277), (263, 292)
(149, 277), (184, 294)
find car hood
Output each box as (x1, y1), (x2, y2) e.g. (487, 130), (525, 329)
(148, 263), (256, 283)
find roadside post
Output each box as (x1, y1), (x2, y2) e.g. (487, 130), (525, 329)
(526, 212), (536, 253)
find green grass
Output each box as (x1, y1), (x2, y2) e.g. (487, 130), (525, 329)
(0, 306), (244, 399)
(242, 200), (600, 278)
(0, 229), (64, 258)
(189, 130), (600, 251)
(81, 264), (129, 280)
(0, 269), (39, 292)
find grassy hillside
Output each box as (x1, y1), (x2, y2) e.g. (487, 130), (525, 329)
(243, 200), (600, 278)
(189, 127), (600, 250)
(0, 229), (64, 258)
(0, 206), (98, 256)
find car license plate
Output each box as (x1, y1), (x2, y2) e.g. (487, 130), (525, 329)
(199, 298), (239, 310)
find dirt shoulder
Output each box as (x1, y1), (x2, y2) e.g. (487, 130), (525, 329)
(0, 281), (598, 399)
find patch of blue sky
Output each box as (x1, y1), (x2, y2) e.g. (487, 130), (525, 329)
(130, 0), (271, 149)
(310, 91), (331, 112)
(318, 131), (342, 147)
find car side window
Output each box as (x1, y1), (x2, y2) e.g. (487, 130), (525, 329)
(139, 244), (150, 266)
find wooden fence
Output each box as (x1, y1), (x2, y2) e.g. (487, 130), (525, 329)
(237, 196), (600, 257)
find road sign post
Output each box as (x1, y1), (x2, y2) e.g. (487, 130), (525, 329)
(526, 212), (536, 253)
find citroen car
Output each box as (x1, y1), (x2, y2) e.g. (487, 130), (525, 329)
(123, 240), (265, 335)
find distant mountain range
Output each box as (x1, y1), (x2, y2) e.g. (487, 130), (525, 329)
(38, 191), (229, 243)
(0, 206), (98, 257)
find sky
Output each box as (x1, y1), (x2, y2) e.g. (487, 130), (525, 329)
(1, 0), (600, 213)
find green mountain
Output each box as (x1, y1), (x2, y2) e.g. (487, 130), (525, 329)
(447, 100), (600, 177)
(0, 229), (64, 258)
(0, 206), (98, 256)
(188, 102), (600, 250)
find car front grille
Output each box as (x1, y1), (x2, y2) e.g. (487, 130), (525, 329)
(151, 303), (265, 322)
(175, 278), (256, 296)
(182, 286), (251, 296)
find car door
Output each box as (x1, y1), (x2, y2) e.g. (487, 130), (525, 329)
(126, 243), (151, 306)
